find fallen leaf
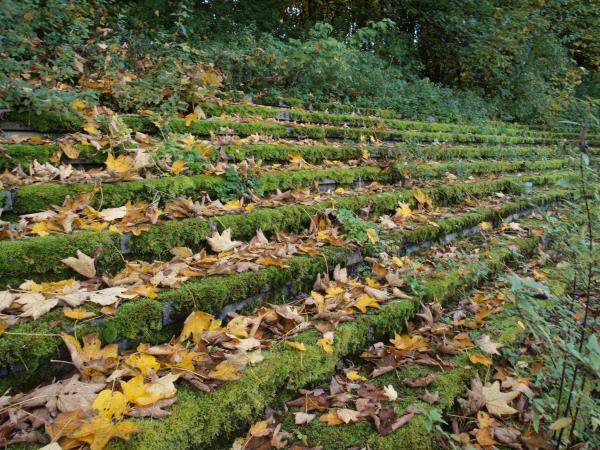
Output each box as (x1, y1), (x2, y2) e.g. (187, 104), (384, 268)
(470, 354), (493, 367)
(294, 412), (316, 425)
(287, 341), (306, 352)
(549, 417), (572, 431)
(70, 416), (138, 450)
(93, 390), (128, 420)
(482, 381), (520, 416)
(207, 228), (242, 252)
(62, 250), (96, 278)
(346, 371), (367, 381)
(476, 334), (504, 355)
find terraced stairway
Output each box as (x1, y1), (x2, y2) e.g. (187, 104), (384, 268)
(0, 101), (595, 450)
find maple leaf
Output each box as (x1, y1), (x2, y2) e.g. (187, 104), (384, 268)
(383, 385), (398, 401)
(480, 221), (493, 230)
(63, 307), (96, 320)
(70, 416), (138, 450)
(346, 370), (367, 381)
(317, 336), (334, 353)
(336, 408), (360, 424)
(126, 353), (160, 375)
(319, 411), (344, 426)
(31, 221), (60, 236)
(208, 360), (242, 381)
(482, 381), (520, 416)
(353, 294), (381, 313)
(207, 228), (242, 252)
(476, 334), (504, 355)
(17, 293), (58, 319)
(225, 315), (250, 338)
(470, 353), (493, 367)
(396, 202), (412, 219)
(184, 112), (198, 127)
(287, 341), (306, 351)
(62, 333), (118, 376)
(366, 228), (379, 244)
(413, 190), (433, 209)
(105, 153), (132, 174)
(93, 390), (128, 419)
(179, 311), (222, 343)
(390, 333), (429, 351)
(549, 417), (572, 431)
(61, 250), (96, 278)
(171, 160), (187, 176)
(98, 206), (127, 222)
(294, 412), (316, 424)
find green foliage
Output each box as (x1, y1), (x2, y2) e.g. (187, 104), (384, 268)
(153, 137), (208, 174)
(214, 166), (264, 202)
(334, 208), (379, 245)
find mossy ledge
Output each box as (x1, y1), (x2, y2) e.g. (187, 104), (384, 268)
(104, 235), (538, 450)
(3, 111), (572, 145)
(0, 247), (356, 393)
(0, 171), (576, 287)
(1, 142), (574, 170)
(274, 263), (571, 450)
(6, 156), (581, 215)
(0, 191), (559, 392)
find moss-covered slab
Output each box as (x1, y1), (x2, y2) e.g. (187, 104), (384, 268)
(105, 235), (539, 450)
(0, 171), (577, 286)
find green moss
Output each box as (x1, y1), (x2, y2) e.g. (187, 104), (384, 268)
(0, 231), (122, 288)
(0, 248), (351, 392)
(108, 236), (539, 450)
(0, 171), (577, 286)
(9, 156), (583, 215)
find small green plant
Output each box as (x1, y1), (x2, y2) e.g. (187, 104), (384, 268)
(215, 166), (263, 201)
(153, 138), (208, 174)
(334, 208), (379, 245)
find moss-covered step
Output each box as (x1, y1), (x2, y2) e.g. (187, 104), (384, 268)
(0, 142), (566, 170)
(7, 165), (392, 215)
(102, 234), (539, 450)
(273, 288), (557, 449)
(4, 156), (580, 215)
(199, 102), (574, 141)
(0, 171), (577, 287)
(0, 190), (567, 394)
(0, 246), (358, 393)
(3, 110), (570, 145)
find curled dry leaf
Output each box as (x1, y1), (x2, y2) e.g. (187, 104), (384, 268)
(61, 250), (96, 279)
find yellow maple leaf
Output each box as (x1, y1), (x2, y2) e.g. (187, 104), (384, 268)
(126, 353), (160, 375)
(287, 341), (306, 352)
(120, 375), (160, 406)
(105, 153), (132, 174)
(224, 199), (243, 209)
(397, 202), (412, 218)
(83, 122), (100, 135)
(319, 411), (344, 426)
(184, 112), (197, 127)
(226, 316), (250, 338)
(208, 360), (242, 381)
(414, 190), (433, 209)
(353, 294), (381, 313)
(63, 307), (96, 321)
(171, 160), (187, 176)
(480, 221), (493, 230)
(250, 420), (269, 436)
(30, 221), (60, 236)
(179, 311), (222, 343)
(390, 333), (429, 351)
(72, 99), (87, 110)
(59, 142), (81, 159)
(257, 256), (288, 268)
(317, 337), (334, 353)
(470, 354), (493, 367)
(346, 370), (367, 381)
(366, 228), (379, 244)
(70, 416), (138, 450)
(93, 390), (128, 420)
